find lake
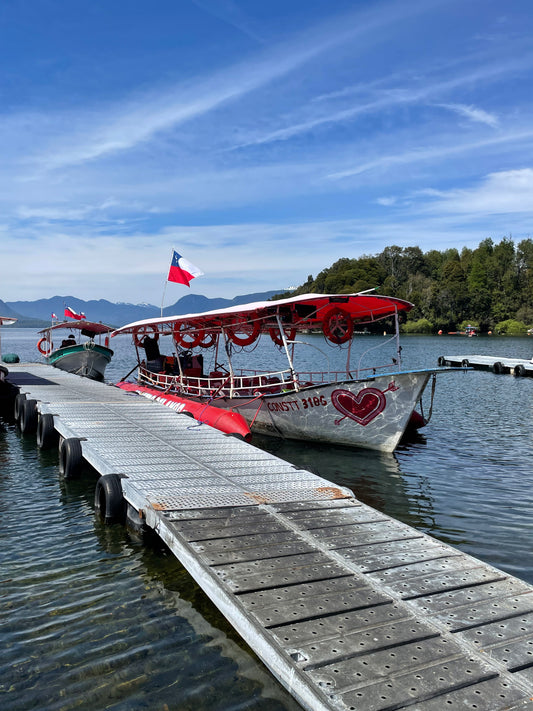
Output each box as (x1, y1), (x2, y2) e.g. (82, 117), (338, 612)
(1, 327), (532, 710)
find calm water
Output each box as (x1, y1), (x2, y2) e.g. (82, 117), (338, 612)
(1, 328), (533, 710)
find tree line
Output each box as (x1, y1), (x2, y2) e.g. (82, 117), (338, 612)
(281, 237), (533, 334)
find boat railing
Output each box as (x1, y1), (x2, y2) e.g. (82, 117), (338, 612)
(137, 360), (400, 397)
(138, 365), (296, 398)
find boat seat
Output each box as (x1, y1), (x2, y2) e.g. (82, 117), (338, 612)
(184, 367), (203, 377)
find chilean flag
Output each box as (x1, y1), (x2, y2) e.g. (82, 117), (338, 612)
(167, 250), (204, 287)
(64, 306), (85, 320)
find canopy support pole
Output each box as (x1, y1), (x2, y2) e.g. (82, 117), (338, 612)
(222, 329), (236, 397)
(276, 315), (299, 391)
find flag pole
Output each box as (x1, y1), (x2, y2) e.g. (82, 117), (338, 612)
(160, 247), (174, 317)
(160, 279), (168, 318)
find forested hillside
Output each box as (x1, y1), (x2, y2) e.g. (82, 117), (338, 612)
(282, 237), (533, 334)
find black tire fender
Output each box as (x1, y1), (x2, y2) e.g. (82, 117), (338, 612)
(37, 413), (57, 449)
(437, 356), (446, 366)
(14, 393), (26, 420)
(514, 364), (525, 377)
(59, 438), (83, 479)
(95, 474), (125, 524)
(20, 399), (38, 433)
(492, 361), (503, 374)
(461, 359), (469, 367)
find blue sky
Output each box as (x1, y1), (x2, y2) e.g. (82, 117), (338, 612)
(2, 0), (532, 306)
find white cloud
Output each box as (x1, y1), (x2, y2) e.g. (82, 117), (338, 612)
(421, 168), (533, 215)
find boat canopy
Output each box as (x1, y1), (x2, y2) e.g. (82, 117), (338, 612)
(111, 292), (413, 346)
(0, 316), (17, 326)
(39, 320), (114, 337)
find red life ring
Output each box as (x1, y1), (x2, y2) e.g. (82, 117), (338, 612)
(37, 337), (53, 355)
(133, 325), (158, 347)
(198, 331), (217, 348)
(226, 318), (261, 346)
(269, 326), (297, 347)
(173, 322), (204, 349)
(322, 308), (354, 344)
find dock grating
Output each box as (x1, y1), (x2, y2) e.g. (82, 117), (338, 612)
(6, 363), (533, 711)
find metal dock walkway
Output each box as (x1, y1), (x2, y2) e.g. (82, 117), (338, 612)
(4, 363), (533, 710)
(439, 354), (533, 376)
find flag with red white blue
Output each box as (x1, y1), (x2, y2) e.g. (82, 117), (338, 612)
(64, 306), (85, 320)
(167, 250), (204, 287)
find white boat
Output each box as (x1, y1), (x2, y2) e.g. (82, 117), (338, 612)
(0, 316), (18, 367)
(37, 320), (114, 381)
(111, 292), (443, 452)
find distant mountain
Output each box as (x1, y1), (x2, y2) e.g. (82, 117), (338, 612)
(0, 300), (48, 327)
(162, 291), (281, 317)
(5, 290), (282, 327)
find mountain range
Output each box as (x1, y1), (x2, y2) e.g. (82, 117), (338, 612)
(0, 291), (282, 328)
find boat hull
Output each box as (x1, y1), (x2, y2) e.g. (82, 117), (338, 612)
(223, 372), (431, 452)
(142, 370), (431, 452)
(47, 344), (113, 381)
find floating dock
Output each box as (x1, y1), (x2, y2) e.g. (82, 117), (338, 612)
(439, 354), (533, 376)
(4, 363), (533, 710)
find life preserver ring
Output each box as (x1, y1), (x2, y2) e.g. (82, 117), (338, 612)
(173, 322), (205, 349)
(322, 308), (354, 344)
(269, 326), (297, 347)
(226, 318), (261, 346)
(133, 325), (158, 347)
(198, 331), (217, 348)
(37, 338), (53, 355)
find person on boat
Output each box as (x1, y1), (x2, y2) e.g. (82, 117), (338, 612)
(141, 333), (163, 372)
(61, 334), (76, 347)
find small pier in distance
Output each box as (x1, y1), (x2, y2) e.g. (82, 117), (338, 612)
(4, 363), (533, 711)
(439, 354), (533, 376)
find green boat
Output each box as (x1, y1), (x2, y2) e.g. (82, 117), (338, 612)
(37, 320), (114, 381)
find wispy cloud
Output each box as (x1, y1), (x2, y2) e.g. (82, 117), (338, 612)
(26, 0), (449, 171)
(190, 0), (266, 44)
(326, 128), (533, 181)
(231, 56), (529, 149)
(436, 102), (499, 127)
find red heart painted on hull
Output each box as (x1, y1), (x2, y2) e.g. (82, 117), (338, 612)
(331, 387), (387, 426)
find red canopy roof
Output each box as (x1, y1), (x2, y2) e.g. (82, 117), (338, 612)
(39, 320), (114, 335)
(111, 292), (412, 338)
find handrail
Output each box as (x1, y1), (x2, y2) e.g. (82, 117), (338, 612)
(136, 358), (400, 399)
(138, 365), (297, 397)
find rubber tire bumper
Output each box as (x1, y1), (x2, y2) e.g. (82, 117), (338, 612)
(95, 474), (126, 524)
(14, 393), (26, 420)
(37, 413), (57, 449)
(20, 399), (38, 433)
(59, 438), (83, 479)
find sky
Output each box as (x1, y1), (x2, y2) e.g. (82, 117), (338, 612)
(1, 0), (533, 306)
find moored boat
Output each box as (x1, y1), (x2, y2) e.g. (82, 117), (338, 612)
(111, 292), (447, 452)
(37, 320), (114, 381)
(0, 316), (18, 364)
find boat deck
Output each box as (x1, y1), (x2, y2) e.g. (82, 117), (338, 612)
(440, 354), (533, 376)
(5, 363), (533, 711)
